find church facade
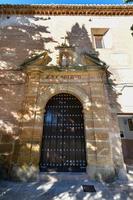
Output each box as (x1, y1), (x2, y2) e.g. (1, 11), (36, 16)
(0, 5), (133, 181)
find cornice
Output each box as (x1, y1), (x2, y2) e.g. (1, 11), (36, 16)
(0, 4), (133, 16)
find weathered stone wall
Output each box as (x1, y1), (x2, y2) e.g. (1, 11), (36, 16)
(0, 70), (26, 178)
(0, 15), (48, 178)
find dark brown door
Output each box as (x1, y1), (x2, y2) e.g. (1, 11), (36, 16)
(40, 93), (87, 172)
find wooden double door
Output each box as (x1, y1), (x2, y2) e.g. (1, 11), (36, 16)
(40, 93), (87, 172)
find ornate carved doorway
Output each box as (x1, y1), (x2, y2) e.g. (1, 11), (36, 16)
(40, 93), (87, 172)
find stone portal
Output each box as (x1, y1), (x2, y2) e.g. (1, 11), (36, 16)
(11, 50), (125, 181)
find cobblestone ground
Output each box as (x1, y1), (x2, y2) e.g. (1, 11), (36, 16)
(0, 173), (133, 200)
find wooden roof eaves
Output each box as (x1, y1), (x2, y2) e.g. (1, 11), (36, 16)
(0, 4), (133, 16)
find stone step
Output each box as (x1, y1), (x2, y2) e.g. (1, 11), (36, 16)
(38, 172), (89, 182)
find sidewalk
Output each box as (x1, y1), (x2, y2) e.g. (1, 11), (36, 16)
(0, 172), (133, 200)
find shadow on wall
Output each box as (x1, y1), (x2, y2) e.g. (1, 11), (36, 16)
(66, 23), (123, 179)
(66, 22), (121, 112)
(0, 15), (56, 69)
(0, 15), (56, 179)
(67, 23), (96, 54)
(67, 22), (98, 65)
(0, 20), (122, 181)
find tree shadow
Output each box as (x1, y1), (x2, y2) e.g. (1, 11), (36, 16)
(0, 173), (133, 200)
(0, 15), (55, 178)
(66, 22), (99, 66)
(67, 23), (96, 54)
(0, 15), (55, 69)
(0, 19), (131, 200)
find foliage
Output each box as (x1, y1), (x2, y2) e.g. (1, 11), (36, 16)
(131, 24), (133, 36)
(124, 0), (133, 3)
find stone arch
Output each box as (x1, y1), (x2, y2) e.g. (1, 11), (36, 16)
(37, 84), (90, 114)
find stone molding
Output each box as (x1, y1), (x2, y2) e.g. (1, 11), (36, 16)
(0, 5), (133, 16)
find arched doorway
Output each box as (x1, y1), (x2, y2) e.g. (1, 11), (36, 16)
(40, 93), (87, 172)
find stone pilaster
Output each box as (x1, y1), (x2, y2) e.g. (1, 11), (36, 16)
(11, 66), (43, 180)
(85, 70), (116, 181)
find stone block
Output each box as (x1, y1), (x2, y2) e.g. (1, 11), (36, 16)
(85, 131), (95, 140)
(1, 133), (14, 143)
(16, 143), (31, 165)
(86, 155), (97, 165)
(86, 132), (109, 141)
(96, 141), (111, 156)
(31, 132), (42, 143)
(20, 127), (33, 142)
(90, 86), (105, 96)
(86, 141), (97, 156)
(93, 111), (110, 121)
(22, 120), (35, 127)
(95, 132), (109, 141)
(10, 164), (39, 181)
(30, 73), (40, 80)
(30, 148), (40, 166)
(27, 82), (39, 91)
(86, 141), (111, 158)
(17, 154), (31, 166)
(0, 143), (13, 154)
(96, 156), (113, 166)
(87, 164), (115, 182)
(93, 120), (107, 129)
(20, 142), (31, 154)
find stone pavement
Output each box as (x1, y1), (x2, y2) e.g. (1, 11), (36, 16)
(0, 172), (133, 200)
